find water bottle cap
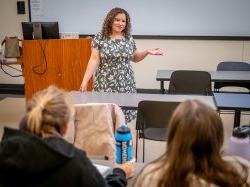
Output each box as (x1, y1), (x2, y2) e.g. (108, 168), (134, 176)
(241, 125), (250, 132)
(117, 124), (130, 134)
(232, 126), (250, 138)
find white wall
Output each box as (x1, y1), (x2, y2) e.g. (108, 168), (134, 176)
(0, 0), (29, 84)
(1, 0), (250, 89)
(133, 39), (250, 88)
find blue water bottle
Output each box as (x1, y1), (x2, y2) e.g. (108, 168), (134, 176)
(115, 124), (133, 164)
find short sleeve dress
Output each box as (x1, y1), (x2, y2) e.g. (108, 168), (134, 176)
(92, 32), (137, 122)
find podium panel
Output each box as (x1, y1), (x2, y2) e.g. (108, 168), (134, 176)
(23, 38), (92, 100)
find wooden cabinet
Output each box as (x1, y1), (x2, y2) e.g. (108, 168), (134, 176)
(22, 38), (92, 100)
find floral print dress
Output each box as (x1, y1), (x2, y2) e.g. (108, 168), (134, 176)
(92, 32), (137, 122)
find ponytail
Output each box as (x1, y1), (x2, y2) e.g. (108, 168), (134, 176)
(26, 86), (73, 137)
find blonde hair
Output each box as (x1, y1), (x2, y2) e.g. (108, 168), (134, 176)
(101, 7), (131, 38)
(26, 86), (74, 138)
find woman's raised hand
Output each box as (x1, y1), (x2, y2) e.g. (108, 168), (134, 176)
(147, 48), (163, 55)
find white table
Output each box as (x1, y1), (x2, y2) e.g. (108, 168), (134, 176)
(70, 91), (217, 110)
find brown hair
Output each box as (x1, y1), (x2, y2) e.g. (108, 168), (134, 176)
(26, 86), (74, 138)
(101, 7), (131, 38)
(136, 100), (249, 187)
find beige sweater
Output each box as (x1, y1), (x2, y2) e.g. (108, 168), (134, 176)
(72, 103), (125, 161)
(134, 156), (250, 187)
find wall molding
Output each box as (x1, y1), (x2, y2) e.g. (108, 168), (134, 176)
(0, 84), (24, 95)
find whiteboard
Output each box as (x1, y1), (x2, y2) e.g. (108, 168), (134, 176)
(29, 0), (250, 37)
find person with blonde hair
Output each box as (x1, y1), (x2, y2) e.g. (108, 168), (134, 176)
(0, 86), (133, 187)
(80, 7), (163, 122)
(134, 100), (250, 187)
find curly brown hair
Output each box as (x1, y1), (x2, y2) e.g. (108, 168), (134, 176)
(101, 7), (131, 38)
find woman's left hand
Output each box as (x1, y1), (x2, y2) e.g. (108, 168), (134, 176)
(147, 48), (163, 55)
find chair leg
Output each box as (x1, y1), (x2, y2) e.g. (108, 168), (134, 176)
(143, 138), (145, 162)
(135, 131), (138, 162)
(234, 109), (241, 128)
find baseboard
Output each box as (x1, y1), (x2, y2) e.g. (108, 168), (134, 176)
(136, 88), (162, 94)
(0, 84), (24, 95)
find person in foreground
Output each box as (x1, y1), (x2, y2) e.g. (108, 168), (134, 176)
(0, 86), (133, 187)
(80, 7), (163, 122)
(134, 100), (250, 187)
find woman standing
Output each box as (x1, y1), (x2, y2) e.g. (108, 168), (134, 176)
(80, 7), (163, 122)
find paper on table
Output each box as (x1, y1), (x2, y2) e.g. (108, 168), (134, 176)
(93, 164), (112, 177)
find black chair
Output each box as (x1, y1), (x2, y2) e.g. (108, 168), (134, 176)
(135, 100), (180, 162)
(168, 70), (213, 95)
(214, 61), (250, 93)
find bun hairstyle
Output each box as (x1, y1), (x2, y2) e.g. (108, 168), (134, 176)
(26, 86), (74, 137)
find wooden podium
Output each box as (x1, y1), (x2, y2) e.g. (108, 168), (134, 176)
(22, 38), (92, 100)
